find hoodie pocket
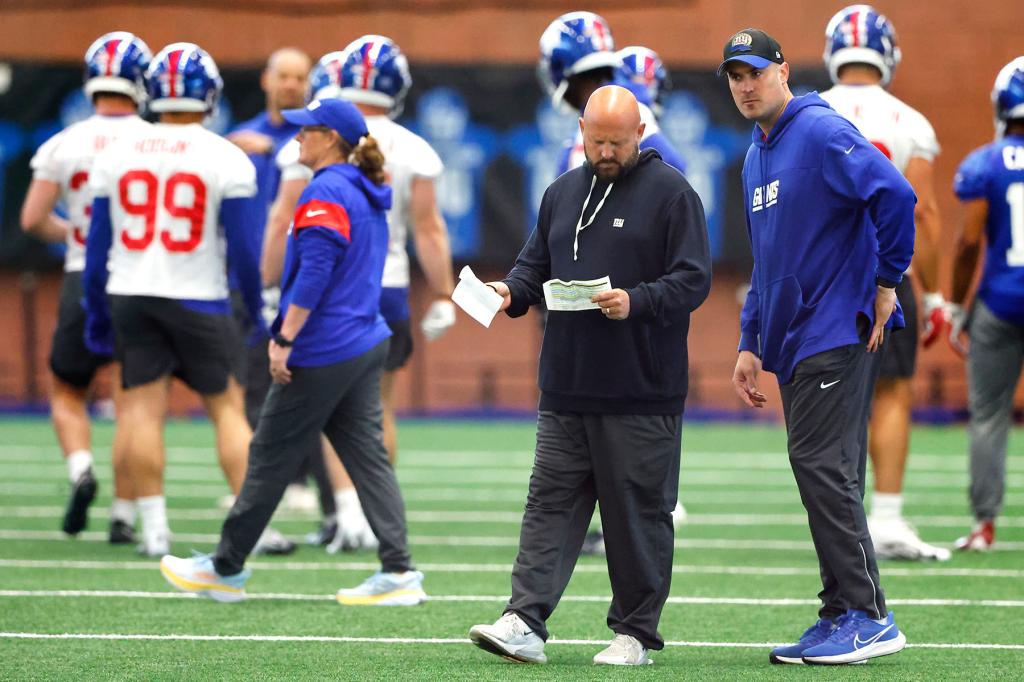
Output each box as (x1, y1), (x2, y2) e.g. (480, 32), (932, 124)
(760, 275), (809, 371)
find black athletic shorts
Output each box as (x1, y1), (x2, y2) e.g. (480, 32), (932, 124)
(384, 318), (413, 372)
(110, 295), (238, 394)
(880, 277), (917, 379)
(49, 271), (111, 388)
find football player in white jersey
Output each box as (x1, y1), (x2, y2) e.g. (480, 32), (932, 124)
(820, 5), (950, 561)
(265, 37), (455, 551)
(20, 32), (152, 542)
(83, 43), (267, 556)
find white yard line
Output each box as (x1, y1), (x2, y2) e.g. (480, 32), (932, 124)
(2, 505), (1015, 528)
(6, 528), (1024, 551)
(2, 589), (1024, 608)
(0, 446), (1008, 474)
(0, 631), (1021, 650)
(2, 557), (1021, 578)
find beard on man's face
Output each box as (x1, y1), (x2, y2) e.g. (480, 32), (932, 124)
(586, 145), (640, 181)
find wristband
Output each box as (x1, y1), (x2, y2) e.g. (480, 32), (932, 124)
(273, 333), (294, 348)
(875, 276), (899, 289)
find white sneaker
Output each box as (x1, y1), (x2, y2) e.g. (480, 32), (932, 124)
(469, 612), (547, 664)
(336, 570), (426, 606)
(869, 516), (952, 561)
(593, 634), (653, 665)
(283, 484), (319, 512)
(672, 501), (688, 528)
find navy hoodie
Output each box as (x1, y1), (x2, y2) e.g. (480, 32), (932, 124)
(275, 163), (392, 368)
(505, 149), (711, 415)
(739, 93), (916, 385)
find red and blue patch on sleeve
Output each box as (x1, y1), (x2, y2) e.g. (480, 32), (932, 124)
(293, 199), (351, 241)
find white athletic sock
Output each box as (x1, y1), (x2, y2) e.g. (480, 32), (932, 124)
(67, 450), (93, 483)
(111, 498), (136, 525)
(871, 492), (903, 520)
(335, 487), (360, 512)
(137, 495), (169, 538)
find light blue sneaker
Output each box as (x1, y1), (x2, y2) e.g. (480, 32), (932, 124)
(802, 609), (906, 665)
(769, 617), (839, 664)
(160, 552), (251, 603)
(336, 570), (426, 606)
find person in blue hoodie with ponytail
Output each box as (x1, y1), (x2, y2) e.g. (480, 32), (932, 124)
(719, 28), (915, 666)
(159, 98), (425, 608)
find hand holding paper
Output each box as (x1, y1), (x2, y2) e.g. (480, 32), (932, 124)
(451, 265), (505, 328)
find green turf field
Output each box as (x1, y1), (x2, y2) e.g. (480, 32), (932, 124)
(0, 416), (1021, 680)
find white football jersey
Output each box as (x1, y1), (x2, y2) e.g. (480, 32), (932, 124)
(820, 84), (939, 174)
(90, 122), (257, 300)
(565, 101), (662, 171)
(29, 114), (150, 272)
(276, 115), (444, 288)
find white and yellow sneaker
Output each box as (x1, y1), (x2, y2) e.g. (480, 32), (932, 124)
(160, 552), (250, 603)
(336, 570), (426, 606)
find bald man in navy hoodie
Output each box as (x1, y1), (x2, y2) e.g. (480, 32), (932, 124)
(468, 85), (710, 667)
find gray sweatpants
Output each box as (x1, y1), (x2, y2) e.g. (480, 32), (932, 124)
(506, 411), (682, 651)
(967, 300), (1024, 522)
(779, 337), (886, 621)
(214, 340), (413, 575)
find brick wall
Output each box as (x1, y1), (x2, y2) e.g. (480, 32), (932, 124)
(2, 1), (1022, 416)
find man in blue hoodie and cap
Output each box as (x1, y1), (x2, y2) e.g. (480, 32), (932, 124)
(720, 28), (915, 666)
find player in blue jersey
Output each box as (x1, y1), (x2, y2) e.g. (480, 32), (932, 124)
(539, 12), (686, 177)
(160, 98), (424, 606)
(948, 57), (1024, 552)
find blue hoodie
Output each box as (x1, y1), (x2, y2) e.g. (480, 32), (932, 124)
(739, 93), (915, 385)
(275, 163), (392, 368)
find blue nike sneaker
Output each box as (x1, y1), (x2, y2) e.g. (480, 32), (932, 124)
(769, 617), (839, 664)
(160, 552), (251, 603)
(802, 609), (906, 665)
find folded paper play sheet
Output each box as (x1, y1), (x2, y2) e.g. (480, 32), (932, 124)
(543, 276), (612, 311)
(451, 265), (505, 328)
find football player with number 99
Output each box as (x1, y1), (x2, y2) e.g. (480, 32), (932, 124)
(83, 42), (266, 557)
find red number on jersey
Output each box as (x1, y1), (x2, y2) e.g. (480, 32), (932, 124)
(117, 170), (207, 253)
(69, 171), (90, 246)
(161, 173), (207, 252)
(870, 140), (893, 160)
(119, 170), (159, 250)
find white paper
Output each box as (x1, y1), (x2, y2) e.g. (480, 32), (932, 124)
(543, 276), (612, 311)
(451, 265), (504, 328)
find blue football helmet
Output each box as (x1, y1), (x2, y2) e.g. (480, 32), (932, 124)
(993, 57), (1024, 137)
(327, 35), (413, 117)
(616, 46), (670, 116)
(83, 31), (152, 104)
(308, 51), (346, 101)
(538, 11), (620, 107)
(145, 42), (222, 113)
(823, 5), (901, 86)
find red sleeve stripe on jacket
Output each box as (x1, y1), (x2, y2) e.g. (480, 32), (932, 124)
(293, 199), (351, 241)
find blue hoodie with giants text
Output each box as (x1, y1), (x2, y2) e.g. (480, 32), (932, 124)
(738, 92), (916, 385)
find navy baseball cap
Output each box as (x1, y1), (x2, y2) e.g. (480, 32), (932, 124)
(282, 98), (369, 146)
(717, 28), (785, 76)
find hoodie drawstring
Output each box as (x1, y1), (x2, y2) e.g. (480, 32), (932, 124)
(573, 175), (613, 262)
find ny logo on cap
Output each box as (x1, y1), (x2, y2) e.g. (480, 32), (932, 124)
(731, 33), (753, 52)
